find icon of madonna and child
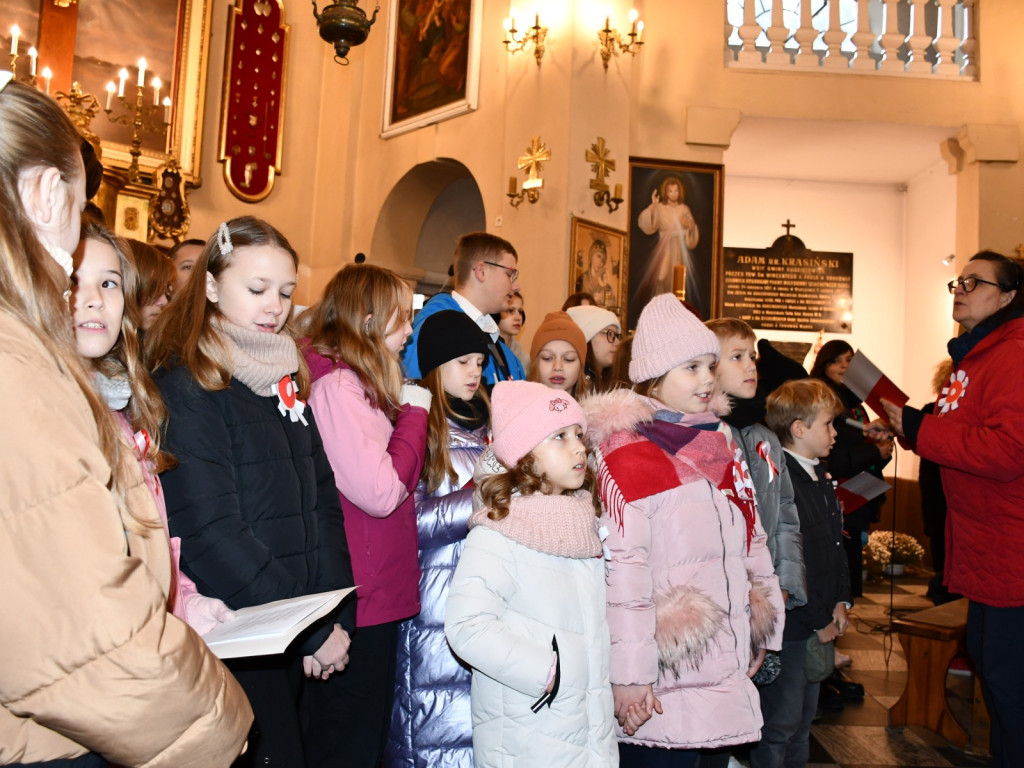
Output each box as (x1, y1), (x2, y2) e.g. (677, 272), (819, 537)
(628, 167), (718, 327)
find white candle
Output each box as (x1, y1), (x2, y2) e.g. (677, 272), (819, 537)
(162, 96), (171, 125)
(41, 66), (52, 95)
(137, 58), (147, 88)
(637, 20), (644, 43)
(118, 68), (128, 98)
(10, 24), (19, 56)
(629, 9), (638, 35)
(27, 45), (36, 75)
(105, 81), (116, 110)
(151, 76), (161, 106)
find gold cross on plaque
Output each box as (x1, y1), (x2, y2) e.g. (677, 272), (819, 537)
(518, 136), (551, 188)
(586, 137), (616, 192)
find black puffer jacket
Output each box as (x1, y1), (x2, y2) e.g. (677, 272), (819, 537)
(156, 365), (355, 652)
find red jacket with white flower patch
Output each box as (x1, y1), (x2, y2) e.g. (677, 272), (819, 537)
(915, 317), (1024, 607)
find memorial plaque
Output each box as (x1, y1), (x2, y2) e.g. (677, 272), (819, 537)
(722, 235), (853, 333)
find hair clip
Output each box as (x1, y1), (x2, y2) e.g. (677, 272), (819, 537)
(216, 222), (234, 256)
(0, 72), (13, 94)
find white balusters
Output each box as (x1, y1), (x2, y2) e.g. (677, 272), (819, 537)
(823, 0), (850, 69)
(736, 0), (764, 64)
(960, 0), (977, 77)
(851, 0), (879, 70)
(765, 0), (792, 66)
(879, 0), (908, 72)
(933, 0), (960, 75)
(793, 0), (820, 67)
(907, 0), (933, 73)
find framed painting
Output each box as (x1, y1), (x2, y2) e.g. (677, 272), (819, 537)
(626, 158), (725, 329)
(569, 217), (627, 326)
(381, 0), (481, 138)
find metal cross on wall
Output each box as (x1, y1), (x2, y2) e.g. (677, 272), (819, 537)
(518, 136), (551, 187)
(586, 137), (616, 192)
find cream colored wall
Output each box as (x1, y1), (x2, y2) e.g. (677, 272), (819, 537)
(183, 0), (1024, 328)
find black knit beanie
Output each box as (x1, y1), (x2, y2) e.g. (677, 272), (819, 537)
(417, 310), (491, 377)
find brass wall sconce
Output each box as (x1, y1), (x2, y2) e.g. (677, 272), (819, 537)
(508, 135), (550, 208)
(311, 0), (379, 64)
(503, 11), (547, 66)
(598, 9), (644, 70)
(586, 137), (623, 213)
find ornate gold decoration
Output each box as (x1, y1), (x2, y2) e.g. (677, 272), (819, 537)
(507, 135), (549, 208)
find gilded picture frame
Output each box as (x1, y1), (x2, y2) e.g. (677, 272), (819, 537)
(626, 158), (725, 329)
(568, 217), (628, 326)
(381, 0), (481, 139)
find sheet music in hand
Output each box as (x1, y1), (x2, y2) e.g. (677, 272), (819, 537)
(202, 587), (356, 660)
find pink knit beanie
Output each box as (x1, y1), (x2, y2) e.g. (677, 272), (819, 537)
(629, 293), (720, 384)
(491, 380), (587, 467)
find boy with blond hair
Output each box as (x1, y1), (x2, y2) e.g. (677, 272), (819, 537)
(755, 379), (852, 768)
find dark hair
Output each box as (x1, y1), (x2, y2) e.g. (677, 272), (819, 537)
(80, 137), (104, 200)
(810, 340), (854, 382)
(126, 239), (175, 311)
(562, 292), (596, 311)
(966, 251), (1024, 324)
(167, 238), (205, 262)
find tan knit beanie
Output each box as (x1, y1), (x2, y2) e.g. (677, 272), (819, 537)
(530, 311), (587, 361)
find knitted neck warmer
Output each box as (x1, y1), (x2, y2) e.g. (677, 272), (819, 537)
(723, 393), (767, 430)
(215, 317), (299, 396)
(469, 491), (602, 559)
(446, 393), (489, 430)
(94, 371), (132, 411)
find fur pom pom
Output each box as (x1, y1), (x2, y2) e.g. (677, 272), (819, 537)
(710, 389), (732, 418)
(653, 584), (726, 676)
(581, 389), (654, 446)
(748, 578), (780, 653)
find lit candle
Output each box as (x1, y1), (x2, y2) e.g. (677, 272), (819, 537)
(137, 58), (147, 88)
(151, 76), (161, 106)
(118, 68), (129, 98)
(162, 96), (171, 124)
(533, 12), (539, 30)
(502, 16), (511, 42)
(604, 7), (611, 31)
(41, 66), (52, 95)
(613, 182), (623, 200)
(508, 176), (517, 196)
(629, 9), (638, 35)
(10, 24), (19, 56)
(637, 20), (644, 43)
(27, 45), (36, 76)
(105, 81), (116, 110)
(509, 7), (517, 31)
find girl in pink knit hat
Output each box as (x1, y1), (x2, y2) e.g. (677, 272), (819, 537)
(582, 294), (785, 767)
(445, 380), (617, 767)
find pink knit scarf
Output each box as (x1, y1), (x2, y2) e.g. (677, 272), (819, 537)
(469, 491), (602, 559)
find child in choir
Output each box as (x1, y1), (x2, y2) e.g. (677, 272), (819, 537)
(567, 304), (624, 393)
(528, 310), (590, 398)
(445, 381), (617, 768)
(72, 220), (234, 634)
(493, 290), (530, 372)
(148, 216), (356, 766)
(385, 310), (492, 768)
(755, 379), (851, 768)
(300, 263), (430, 768)
(584, 294), (784, 768)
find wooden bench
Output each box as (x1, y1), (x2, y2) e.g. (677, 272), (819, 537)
(888, 598), (986, 749)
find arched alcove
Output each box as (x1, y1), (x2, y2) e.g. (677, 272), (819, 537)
(369, 158), (485, 293)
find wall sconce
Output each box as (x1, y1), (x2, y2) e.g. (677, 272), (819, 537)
(508, 135), (550, 208)
(503, 10), (547, 66)
(586, 137), (623, 213)
(598, 9), (644, 70)
(311, 0), (379, 64)
(941, 254), (954, 267)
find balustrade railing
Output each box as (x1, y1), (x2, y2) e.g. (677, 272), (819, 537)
(725, 0), (977, 79)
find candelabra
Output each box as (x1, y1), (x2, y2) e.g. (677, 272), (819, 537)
(105, 77), (170, 183)
(54, 82), (103, 149)
(586, 137), (623, 213)
(598, 10), (644, 70)
(503, 12), (547, 66)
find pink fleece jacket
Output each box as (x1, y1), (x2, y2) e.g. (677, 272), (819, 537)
(304, 348), (427, 627)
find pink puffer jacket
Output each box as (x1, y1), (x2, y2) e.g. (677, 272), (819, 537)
(583, 389), (784, 750)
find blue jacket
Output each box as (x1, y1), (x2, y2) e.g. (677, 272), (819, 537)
(384, 418), (488, 768)
(401, 293), (525, 384)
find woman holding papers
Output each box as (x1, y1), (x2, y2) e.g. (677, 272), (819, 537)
(811, 340), (892, 598)
(0, 77), (251, 767)
(883, 251), (1024, 768)
(149, 216), (356, 767)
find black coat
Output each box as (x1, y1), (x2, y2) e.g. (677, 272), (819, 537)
(782, 453), (852, 642)
(825, 384), (891, 529)
(156, 365), (355, 653)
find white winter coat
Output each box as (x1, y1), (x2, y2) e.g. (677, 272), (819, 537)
(445, 525), (617, 767)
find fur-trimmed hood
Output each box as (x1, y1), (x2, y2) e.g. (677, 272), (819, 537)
(581, 388), (655, 446)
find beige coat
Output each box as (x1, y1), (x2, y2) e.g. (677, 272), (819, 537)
(0, 313), (252, 766)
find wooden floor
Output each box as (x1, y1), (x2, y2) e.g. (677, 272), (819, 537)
(794, 575), (989, 768)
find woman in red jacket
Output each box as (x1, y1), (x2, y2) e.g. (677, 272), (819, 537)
(884, 251), (1024, 768)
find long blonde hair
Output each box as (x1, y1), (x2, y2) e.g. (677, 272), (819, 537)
(146, 216), (310, 398)
(80, 219), (174, 472)
(298, 263), (410, 421)
(420, 365), (489, 494)
(0, 81), (144, 529)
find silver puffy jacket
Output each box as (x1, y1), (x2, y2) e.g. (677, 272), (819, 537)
(384, 419), (487, 768)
